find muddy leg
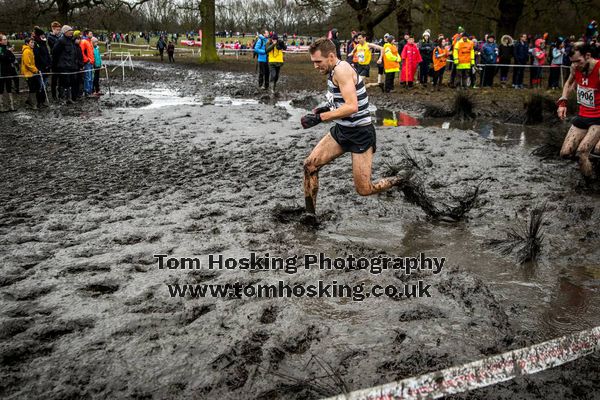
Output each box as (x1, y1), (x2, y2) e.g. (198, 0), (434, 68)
(576, 126), (600, 177)
(303, 133), (344, 213)
(351, 147), (408, 196)
(560, 125), (587, 159)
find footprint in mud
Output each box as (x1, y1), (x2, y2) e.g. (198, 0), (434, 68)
(4, 285), (54, 301)
(119, 253), (156, 265)
(59, 263), (111, 276)
(0, 317), (33, 339)
(112, 233), (145, 246)
(282, 325), (323, 355)
(0, 340), (54, 366)
(30, 318), (95, 341)
(211, 331), (270, 389)
(0, 273), (27, 289)
(79, 282), (120, 297)
(179, 304), (216, 326)
(398, 305), (446, 321)
(129, 302), (180, 314)
(259, 305), (278, 324)
(188, 270), (218, 284)
(271, 204), (322, 228)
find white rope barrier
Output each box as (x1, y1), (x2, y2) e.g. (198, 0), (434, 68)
(323, 325), (600, 400)
(0, 65), (108, 79)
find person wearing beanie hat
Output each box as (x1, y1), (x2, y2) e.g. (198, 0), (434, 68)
(32, 26), (51, 107)
(453, 34), (475, 88)
(382, 34), (401, 92)
(418, 29), (434, 86)
(481, 34), (498, 87)
(51, 26), (76, 103)
(266, 32), (286, 93)
(0, 34), (17, 112)
(73, 30), (81, 38)
(61, 25), (73, 35)
(529, 38), (546, 88)
(449, 27), (465, 87)
(33, 27), (45, 37)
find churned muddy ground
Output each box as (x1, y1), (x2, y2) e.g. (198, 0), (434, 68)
(1, 60), (599, 399)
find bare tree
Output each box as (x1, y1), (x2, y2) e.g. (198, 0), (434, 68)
(34, 0), (153, 24)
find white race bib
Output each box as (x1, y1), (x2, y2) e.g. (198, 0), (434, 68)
(357, 50), (365, 63)
(325, 91), (336, 109)
(577, 85), (595, 108)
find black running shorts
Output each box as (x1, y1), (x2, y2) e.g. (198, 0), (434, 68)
(356, 64), (370, 77)
(330, 123), (376, 154)
(572, 115), (600, 130)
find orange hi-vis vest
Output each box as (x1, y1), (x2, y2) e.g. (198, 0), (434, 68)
(433, 46), (449, 71)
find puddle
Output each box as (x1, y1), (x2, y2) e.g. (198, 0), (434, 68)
(373, 109), (548, 148)
(213, 96), (259, 106)
(114, 88), (201, 109)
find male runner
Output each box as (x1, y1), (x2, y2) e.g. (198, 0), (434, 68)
(347, 32), (383, 86)
(300, 38), (407, 216)
(557, 42), (600, 178)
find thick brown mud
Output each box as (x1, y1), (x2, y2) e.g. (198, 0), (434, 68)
(1, 61), (599, 399)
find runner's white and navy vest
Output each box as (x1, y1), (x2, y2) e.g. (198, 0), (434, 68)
(326, 60), (372, 127)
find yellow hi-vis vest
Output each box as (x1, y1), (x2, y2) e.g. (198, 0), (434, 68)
(383, 43), (400, 73)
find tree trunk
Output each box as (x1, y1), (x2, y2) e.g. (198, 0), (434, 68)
(200, 0), (219, 63)
(56, 0), (70, 23)
(395, 1), (412, 39)
(347, 0), (398, 40)
(497, 0), (524, 36)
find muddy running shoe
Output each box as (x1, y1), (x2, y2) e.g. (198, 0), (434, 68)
(389, 169), (414, 187)
(299, 212), (318, 227)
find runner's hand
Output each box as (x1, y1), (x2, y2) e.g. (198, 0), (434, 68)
(312, 106), (330, 115)
(301, 113), (322, 129)
(556, 97), (568, 120)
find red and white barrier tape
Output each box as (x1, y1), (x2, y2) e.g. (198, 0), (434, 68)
(323, 326), (600, 400)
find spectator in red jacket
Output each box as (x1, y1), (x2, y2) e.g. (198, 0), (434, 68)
(400, 35), (422, 88)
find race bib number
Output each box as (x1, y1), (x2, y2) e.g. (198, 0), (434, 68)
(357, 50), (365, 63)
(577, 85), (595, 108)
(325, 91), (336, 109)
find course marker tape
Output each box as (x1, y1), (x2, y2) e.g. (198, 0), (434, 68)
(323, 326), (600, 400)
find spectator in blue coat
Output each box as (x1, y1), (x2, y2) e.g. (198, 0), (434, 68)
(92, 37), (103, 95)
(481, 35), (498, 87)
(254, 30), (270, 90)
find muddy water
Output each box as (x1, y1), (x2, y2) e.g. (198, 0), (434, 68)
(373, 109), (550, 148)
(1, 63), (599, 400)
